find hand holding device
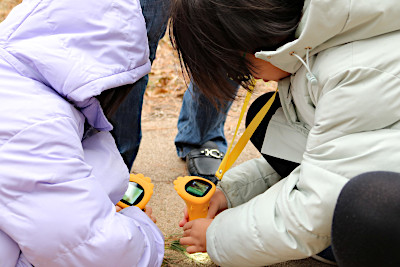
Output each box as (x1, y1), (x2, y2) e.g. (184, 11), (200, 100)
(117, 173), (154, 211)
(173, 176), (216, 221)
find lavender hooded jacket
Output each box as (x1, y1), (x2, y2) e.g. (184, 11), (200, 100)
(0, 0), (164, 266)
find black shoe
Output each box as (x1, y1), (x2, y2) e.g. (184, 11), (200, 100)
(185, 141), (224, 185)
(312, 246), (337, 265)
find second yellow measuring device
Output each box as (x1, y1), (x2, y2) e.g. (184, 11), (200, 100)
(173, 176), (216, 221)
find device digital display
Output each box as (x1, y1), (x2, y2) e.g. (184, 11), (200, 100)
(121, 181), (144, 206)
(185, 179), (212, 197)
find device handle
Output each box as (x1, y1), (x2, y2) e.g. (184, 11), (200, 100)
(185, 200), (210, 221)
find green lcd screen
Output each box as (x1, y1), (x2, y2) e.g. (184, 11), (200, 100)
(185, 179), (212, 197)
(121, 181), (144, 206)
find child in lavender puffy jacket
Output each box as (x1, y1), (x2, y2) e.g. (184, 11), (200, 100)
(0, 0), (164, 266)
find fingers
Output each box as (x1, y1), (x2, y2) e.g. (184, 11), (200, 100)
(144, 206), (157, 223)
(182, 220), (193, 231)
(179, 237), (207, 254)
(186, 245), (206, 254)
(144, 205), (152, 214)
(206, 202), (219, 219)
(179, 219), (209, 253)
(179, 206), (189, 227)
(179, 217), (188, 227)
(184, 207), (188, 218)
(179, 236), (193, 246)
(207, 189), (228, 219)
(182, 228), (191, 237)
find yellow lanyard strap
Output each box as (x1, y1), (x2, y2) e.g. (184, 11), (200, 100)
(215, 88), (278, 180)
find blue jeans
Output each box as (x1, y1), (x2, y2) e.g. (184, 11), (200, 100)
(111, 0), (233, 168)
(110, 0), (169, 168)
(175, 82), (234, 158)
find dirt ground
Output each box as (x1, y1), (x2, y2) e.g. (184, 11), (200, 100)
(1, 2), (331, 266)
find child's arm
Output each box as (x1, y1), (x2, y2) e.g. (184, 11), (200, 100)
(0, 118), (164, 266)
(217, 156), (282, 208)
(117, 205), (156, 223)
(205, 69), (400, 266)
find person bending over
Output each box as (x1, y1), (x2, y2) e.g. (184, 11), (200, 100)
(0, 0), (164, 266)
(169, 0), (400, 266)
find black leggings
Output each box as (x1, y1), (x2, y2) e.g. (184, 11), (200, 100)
(246, 93), (400, 266)
(332, 171), (400, 267)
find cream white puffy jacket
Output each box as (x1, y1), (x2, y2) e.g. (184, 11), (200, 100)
(206, 0), (400, 266)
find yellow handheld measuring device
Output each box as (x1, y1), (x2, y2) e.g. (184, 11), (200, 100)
(173, 176), (216, 221)
(117, 173), (153, 211)
(174, 80), (278, 221)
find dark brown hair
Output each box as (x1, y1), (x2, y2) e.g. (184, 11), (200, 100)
(169, 0), (304, 101)
(96, 84), (133, 118)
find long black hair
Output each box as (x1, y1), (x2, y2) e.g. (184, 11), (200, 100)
(169, 0), (304, 101)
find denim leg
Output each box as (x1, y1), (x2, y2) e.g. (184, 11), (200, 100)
(110, 76), (147, 168)
(175, 81), (236, 158)
(140, 0), (170, 64)
(110, 0), (170, 169)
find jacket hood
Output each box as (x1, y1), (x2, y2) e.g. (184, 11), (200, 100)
(256, 0), (400, 73)
(0, 0), (150, 130)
